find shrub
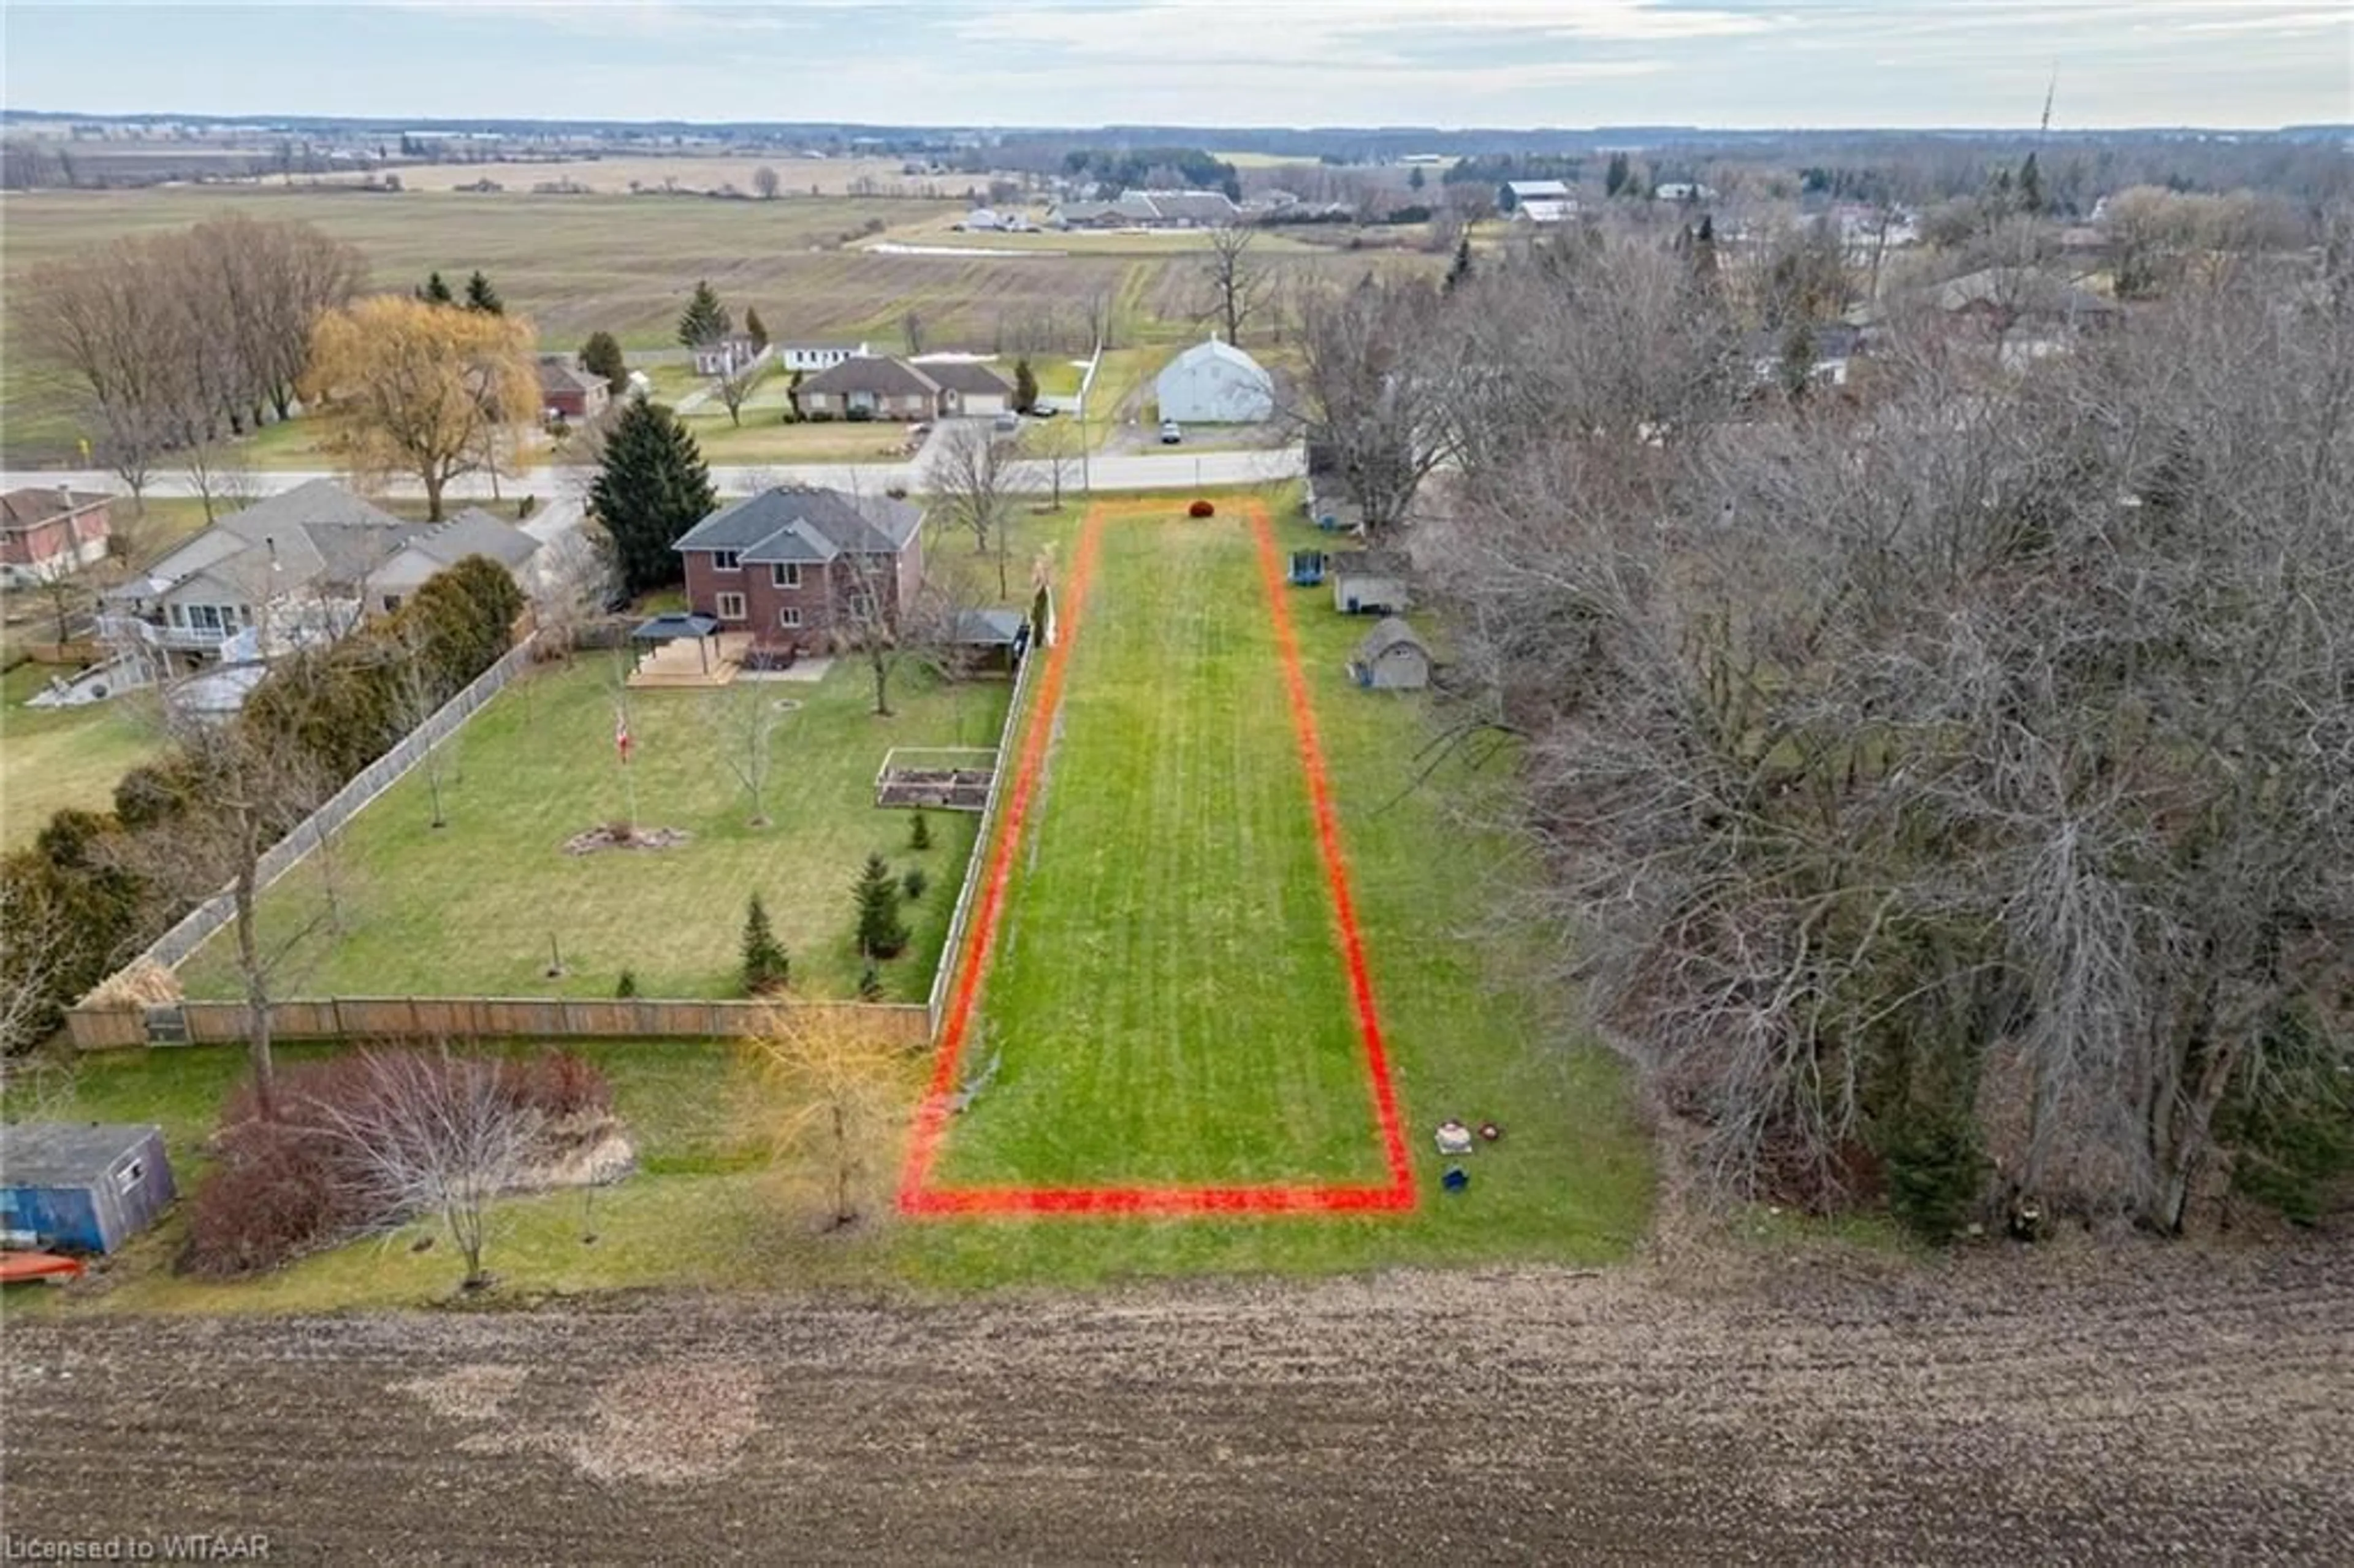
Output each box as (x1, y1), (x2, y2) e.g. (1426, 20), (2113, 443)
(903, 867), (929, 902)
(909, 810), (932, 851)
(615, 967), (638, 998)
(184, 1048), (614, 1277)
(854, 853), (910, 959)
(1189, 499), (1215, 518)
(741, 891), (790, 994)
(858, 962), (884, 1000)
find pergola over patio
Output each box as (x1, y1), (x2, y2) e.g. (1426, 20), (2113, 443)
(627, 612), (734, 687)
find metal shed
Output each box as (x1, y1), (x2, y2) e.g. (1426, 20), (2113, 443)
(0, 1123), (176, 1255)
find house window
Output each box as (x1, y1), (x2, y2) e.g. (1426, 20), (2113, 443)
(115, 1159), (144, 1194)
(777, 607), (802, 630)
(770, 562), (801, 588)
(383, 595), (403, 614)
(712, 550), (741, 572)
(848, 591), (878, 621)
(716, 592), (747, 621)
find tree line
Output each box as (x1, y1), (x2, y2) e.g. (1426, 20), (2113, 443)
(12, 213), (366, 504)
(1294, 206), (2354, 1238)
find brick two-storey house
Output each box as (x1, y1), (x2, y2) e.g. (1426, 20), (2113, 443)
(673, 485), (925, 655)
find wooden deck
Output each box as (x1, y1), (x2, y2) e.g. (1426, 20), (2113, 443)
(625, 631), (751, 688)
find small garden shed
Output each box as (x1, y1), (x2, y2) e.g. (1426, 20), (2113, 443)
(1331, 550), (1410, 615)
(0, 1122), (176, 1255)
(1349, 617), (1433, 690)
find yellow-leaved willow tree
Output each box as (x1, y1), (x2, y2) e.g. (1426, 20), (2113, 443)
(300, 295), (539, 520)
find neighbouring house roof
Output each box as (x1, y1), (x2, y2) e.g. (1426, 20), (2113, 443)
(535, 359), (608, 396)
(1504, 180), (1571, 200)
(1932, 267), (2122, 321)
(104, 479), (416, 604)
(1138, 189), (1238, 224)
(1330, 550), (1410, 577)
(674, 485), (923, 564)
(918, 360), (1014, 396)
(0, 487), (108, 535)
(800, 356), (942, 399)
(951, 609), (1028, 646)
(0, 1122), (161, 1186)
(389, 508), (543, 573)
(1353, 616), (1428, 663)
(1514, 199), (1574, 224)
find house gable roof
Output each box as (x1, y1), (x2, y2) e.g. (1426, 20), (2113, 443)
(0, 487), (107, 534)
(1330, 549), (1410, 576)
(800, 356), (942, 398)
(674, 485), (922, 565)
(392, 508), (543, 572)
(111, 480), (415, 603)
(535, 359), (607, 396)
(916, 360), (1014, 395)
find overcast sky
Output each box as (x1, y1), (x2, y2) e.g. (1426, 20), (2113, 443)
(4, 1), (2348, 129)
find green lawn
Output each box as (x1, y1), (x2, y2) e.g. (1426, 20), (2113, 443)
(0, 1038), (913, 1314)
(175, 650), (1010, 1003)
(0, 661), (167, 851)
(901, 498), (1654, 1284)
(678, 413), (925, 466)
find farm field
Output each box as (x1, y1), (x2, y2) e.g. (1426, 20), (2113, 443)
(902, 497), (1651, 1279)
(10, 1239), (2348, 1559)
(174, 652), (1010, 1004)
(0, 186), (1436, 466)
(0, 661), (167, 851)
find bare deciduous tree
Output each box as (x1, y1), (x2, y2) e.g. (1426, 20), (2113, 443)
(1430, 241), (2354, 1233)
(527, 522), (618, 664)
(707, 675), (793, 827)
(1199, 223), (1271, 346)
(752, 164), (781, 200)
(1295, 275), (1456, 536)
(310, 1048), (528, 1290)
(928, 421), (1017, 595)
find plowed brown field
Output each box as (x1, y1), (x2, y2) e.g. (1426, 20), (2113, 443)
(6, 1235), (2349, 1564)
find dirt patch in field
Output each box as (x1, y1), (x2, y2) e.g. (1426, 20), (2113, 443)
(563, 823), (690, 854)
(7, 1233), (2352, 1564)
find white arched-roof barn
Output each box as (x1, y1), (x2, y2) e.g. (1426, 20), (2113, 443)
(1154, 338), (1275, 424)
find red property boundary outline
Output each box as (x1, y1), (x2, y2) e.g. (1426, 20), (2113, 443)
(896, 498), (1418, 1217)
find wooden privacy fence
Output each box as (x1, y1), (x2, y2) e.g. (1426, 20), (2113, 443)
(925, 634), (1042, 1036)
(67, 995), (931, 1052)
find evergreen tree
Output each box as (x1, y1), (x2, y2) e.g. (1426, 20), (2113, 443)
(741, 892), (790, 994)
(589, 393), (717, 596)
(1407, 164), (1426, 192)
(463, 270), (503, 314)
(580, 330), (628, 393)
(854, 853), (910, 960)
(742, 306), (769, 349)
(908, 810), (932, 851)
(417, 270), (454, 306)
(1012, 357), (1038, 413)
(1691, 215), (1720, 290)
(1605, 152), (1631, 198)
(2017, 152), (2044, 215)
(677, 279), (731, 347)
(1443, 232), (1474, 294)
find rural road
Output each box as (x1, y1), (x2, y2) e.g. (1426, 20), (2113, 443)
(0, 446), (1305, 506)
(6, 1238), (2349, 1564)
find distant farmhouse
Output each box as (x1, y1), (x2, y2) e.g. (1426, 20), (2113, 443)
(535, 357), (611, 424)
(780, 340), (872, 373)
(798, 355), (1015, 421)
(1046, 189), (1240, 230)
